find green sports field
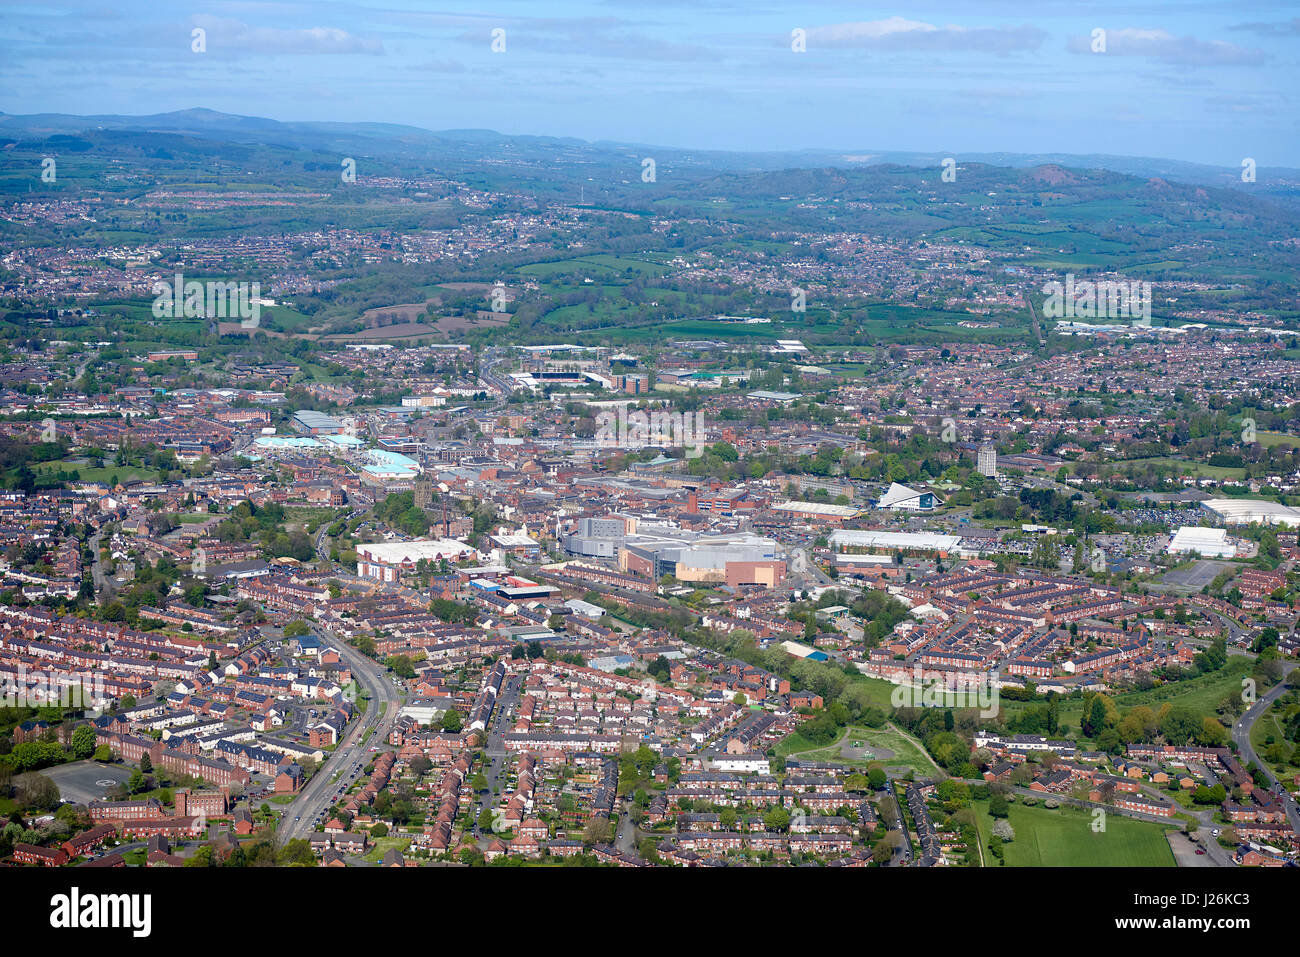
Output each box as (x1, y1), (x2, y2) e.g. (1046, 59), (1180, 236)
(973, 799), (1176, 867)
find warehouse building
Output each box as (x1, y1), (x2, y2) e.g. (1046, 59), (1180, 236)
(1201, 498), (1300, 527)
(622, 533), (786, 589)
(829, 529), (963, 557)
(1167, 526), (1235, 559)
(291, 409), (344, 435)
(356, 539), (480, 581)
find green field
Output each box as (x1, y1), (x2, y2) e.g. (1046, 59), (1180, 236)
(34, 458), (167, 485)
(973, 799), (1176, 867)
(1085, 457), (1247, 481)
(1258, 431), (1300, 449)
(1000, 656), (1256, 732)
(1249, 697), (1300, 782)
(518, 253), (671, 280)
(777, 724), (939, 776)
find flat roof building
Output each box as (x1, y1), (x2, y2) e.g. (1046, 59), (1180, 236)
(291, 410), (344, 435)
(1201, 498), (1300, 527)
(356, 539), (480, 581)
(1167, 526), (1234, 559)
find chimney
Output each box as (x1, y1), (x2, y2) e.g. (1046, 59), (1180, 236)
(687, 491), (699, 514)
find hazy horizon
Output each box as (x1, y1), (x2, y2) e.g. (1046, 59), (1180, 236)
(3, 1), (1298, 168)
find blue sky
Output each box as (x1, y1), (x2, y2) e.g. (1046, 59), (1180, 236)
(2, 1), (1297, 166)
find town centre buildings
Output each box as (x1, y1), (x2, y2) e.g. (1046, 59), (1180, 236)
(356, 539), (481, 581)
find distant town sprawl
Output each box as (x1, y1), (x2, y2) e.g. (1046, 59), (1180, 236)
(0, 331), (1297, 870)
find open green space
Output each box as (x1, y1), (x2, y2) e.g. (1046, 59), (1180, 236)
(973, 798), (1176, 867)
(777, 723), (937, 776)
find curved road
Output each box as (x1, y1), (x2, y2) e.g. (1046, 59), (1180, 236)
(1231, 661), (1299, 833)
(277, 633), (402, 844)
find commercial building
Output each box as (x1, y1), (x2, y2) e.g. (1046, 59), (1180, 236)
(876, 482), (941, 511)
(291, 410), (344, 435)
(1167, 526), (1235, 559)
(1201, 498), (1300, 527)
(770, 501), (862, 524)
(356, 539), (480, 581)
(621, 532), (786, 589)
(829, 529), (963, 557)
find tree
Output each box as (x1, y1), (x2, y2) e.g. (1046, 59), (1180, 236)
(762, 806), (790, 832)
(15, 772), (59, 811)
(872, 830), (901, 863)
(1160, 705), (1202, 746)
(988, 791), (1010, 818)
(71, 725), (96, 760)
(582, 817), (613, 846)
(1082, 696), (1111, 737)
(1198, 717), (1228, 748)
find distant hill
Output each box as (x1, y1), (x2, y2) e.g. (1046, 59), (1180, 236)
(1, 107), (1296, 195)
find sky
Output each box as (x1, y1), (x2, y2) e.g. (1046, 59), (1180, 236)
(1, 1), (1297, 167)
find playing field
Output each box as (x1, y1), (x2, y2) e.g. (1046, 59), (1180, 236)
(974, 800), (1176, 867)
(776, 724), (939, 777)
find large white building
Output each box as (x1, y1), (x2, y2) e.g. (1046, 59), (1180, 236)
(356, 539), (480, 581)
(1167, 526), (1235, 559)
(1201, 498), (1300, 527)
(829, 529), (963, 555)
(876, 482), (941, 510)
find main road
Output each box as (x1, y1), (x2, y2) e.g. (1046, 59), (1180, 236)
(1231, 660), (1299, 833)
(277, 629), (403, 844)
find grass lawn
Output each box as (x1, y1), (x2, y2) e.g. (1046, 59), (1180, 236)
(168, 512), (215, 524)
(777, 724), (939, 776)
(1092, 457), (1246, 481)
(34, 458), (167, 485)
(999, 656), (1256, 733)
(1256, 431), (1300, 449)
(973, 799), (1176, 867)
(1249, 699), (1300, 782)
(361, 835), (412, 864)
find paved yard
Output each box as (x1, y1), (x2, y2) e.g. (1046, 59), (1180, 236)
(1167, 831), (1215, 867)
(44, 760), (132, 805)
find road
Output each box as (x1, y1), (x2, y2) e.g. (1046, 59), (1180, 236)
(470, 671), (523, 839)
(88, 528), (110, 595)
(314, 506), (355, 562)
(1231, 661), (1299, 833)
(277, 631), (403, 844)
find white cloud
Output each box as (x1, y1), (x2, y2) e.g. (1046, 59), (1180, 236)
(192, 16), (384, 55)
(806, 17), (1045, 53)
(1067, 28), (1262, 66)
